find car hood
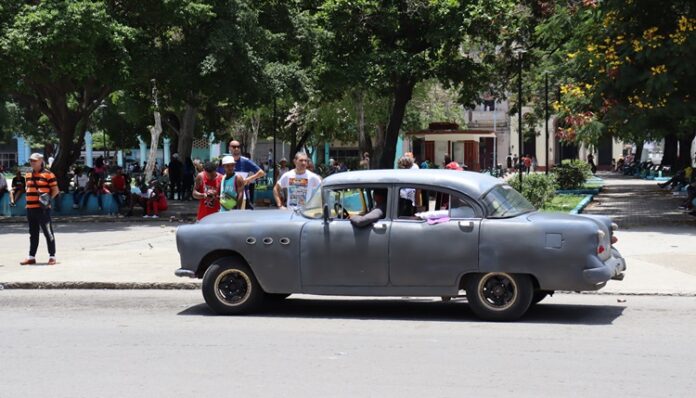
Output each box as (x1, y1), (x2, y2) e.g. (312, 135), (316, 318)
(198, 209), (297, 224)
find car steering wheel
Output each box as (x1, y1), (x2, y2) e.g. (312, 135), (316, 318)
(334, 203), (349, 219)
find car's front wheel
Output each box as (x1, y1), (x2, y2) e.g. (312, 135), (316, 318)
(202, 260), (264, 315)
(465, 272), (534, 321)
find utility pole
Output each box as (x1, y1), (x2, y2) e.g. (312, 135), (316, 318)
(272, 96), (277, 186)
(545, 73), (549, 175)
(518, 51), (524, 189)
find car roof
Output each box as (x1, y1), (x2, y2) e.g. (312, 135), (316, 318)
(322, 169), (502, 198)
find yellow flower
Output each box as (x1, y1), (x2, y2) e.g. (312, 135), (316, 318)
(632, 40), (643, 52)
(567, 52), (578, 59)
(587, 44), (597, 53)
(650, 65), (667, 75)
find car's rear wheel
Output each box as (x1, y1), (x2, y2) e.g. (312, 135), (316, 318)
(465, 272), (533, 321)
(202, 260), (264, 315)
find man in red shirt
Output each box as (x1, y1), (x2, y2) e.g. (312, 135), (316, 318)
(193, 161), (222, 220)
(109, 166), (130, 212)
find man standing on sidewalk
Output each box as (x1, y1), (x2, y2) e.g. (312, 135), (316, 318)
(228, 140), (265, 209)
(20, 153), (59, 266)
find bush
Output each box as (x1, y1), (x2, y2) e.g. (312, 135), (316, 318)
(553, 159), (592, 190)
(509, 173), (557, 209)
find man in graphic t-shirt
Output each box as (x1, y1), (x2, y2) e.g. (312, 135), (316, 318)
(273, 152), (321, 209)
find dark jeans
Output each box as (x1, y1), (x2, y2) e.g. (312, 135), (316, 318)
(0, 189), (6, 203)
(170, 178), (183, 200)
(246, 184), (255, 210)
(112, 192), (129, 209)
(82, 191), (103, 209)
(73, 189), (85, 206)
(27, 208), (55, 257)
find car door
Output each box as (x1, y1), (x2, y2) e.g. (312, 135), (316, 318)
(389, 187), (481, 286)
(300, 186), (390, 287)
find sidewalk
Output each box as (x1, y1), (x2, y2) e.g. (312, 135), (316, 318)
(582, 172), (696, 295)
(1, 173), (694, 295)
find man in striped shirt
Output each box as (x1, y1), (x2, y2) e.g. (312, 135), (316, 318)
(20, 153), (59, 266)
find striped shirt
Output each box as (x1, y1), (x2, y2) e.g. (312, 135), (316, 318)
(25, 169), (57, 209)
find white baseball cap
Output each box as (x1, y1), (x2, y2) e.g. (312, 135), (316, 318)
(221, 155), (236, 165)
(29, 153), (44, 161)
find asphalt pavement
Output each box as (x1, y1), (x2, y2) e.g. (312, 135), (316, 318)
(0, 290), (694, 397)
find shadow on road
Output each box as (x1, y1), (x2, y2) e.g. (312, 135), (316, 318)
(178, 297), (626, 325)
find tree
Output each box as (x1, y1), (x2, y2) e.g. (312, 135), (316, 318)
(535, 0), (696, 168)
(318, 0), (515, 168)
(0, 0), (135, 183)
(130, 0), (268, 161)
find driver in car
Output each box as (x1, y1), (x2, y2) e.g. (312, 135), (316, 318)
(349, 189), (387, 228)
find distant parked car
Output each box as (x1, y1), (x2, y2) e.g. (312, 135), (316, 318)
(175, 169), (626, 321)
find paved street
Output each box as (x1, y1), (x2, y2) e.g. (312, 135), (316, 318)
(0, 290), (694, 397)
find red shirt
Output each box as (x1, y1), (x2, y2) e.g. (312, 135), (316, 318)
(111, 174), (126, 192)
(196, 172), (222, 220)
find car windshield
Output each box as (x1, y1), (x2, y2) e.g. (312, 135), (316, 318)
(300, 185), (324, 219)
(482, 184), (536, 218)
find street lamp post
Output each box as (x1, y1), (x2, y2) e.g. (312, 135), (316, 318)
(517, 50), (524, 189)
(272, 96), (277, 187)
(545, 72), (549, 175)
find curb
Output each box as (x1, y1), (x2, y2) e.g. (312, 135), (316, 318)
(0, 282), (200, 290)
(570, 194), (594, 214)
(0, 216), (197, 224)
(1, 282), (693, 297)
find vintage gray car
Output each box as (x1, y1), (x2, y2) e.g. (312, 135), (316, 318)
(175, 169), (626, 321)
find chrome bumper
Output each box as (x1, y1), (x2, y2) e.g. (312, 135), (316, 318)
(583, 247), (627, 285)
(175, 268), (196, 278)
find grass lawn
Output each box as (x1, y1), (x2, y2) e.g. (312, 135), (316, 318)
(542, 194), (586, 212)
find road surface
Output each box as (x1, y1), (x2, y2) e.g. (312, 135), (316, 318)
(1, 290), (694, 397)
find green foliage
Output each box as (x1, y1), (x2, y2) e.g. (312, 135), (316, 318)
(542, 194), (585, 213)
(553, 159), (592, 190)
(532, 0), (696, 145)
(509, 173), (557, 209)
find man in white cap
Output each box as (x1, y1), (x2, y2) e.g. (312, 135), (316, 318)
(219, 155), (244, 212)
(20, 153), (59, 265)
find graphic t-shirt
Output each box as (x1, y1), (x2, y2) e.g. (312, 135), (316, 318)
(278, 169), (321, 208)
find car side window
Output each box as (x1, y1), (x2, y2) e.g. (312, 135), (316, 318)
(397, 186), (477, 220)
(326, 188), (368, 220)
(449, 195), (477, 219)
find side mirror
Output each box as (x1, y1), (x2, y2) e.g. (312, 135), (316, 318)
(322, 203), (330, 222)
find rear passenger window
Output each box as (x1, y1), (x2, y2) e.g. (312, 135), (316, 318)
(397, 187), (477, 220)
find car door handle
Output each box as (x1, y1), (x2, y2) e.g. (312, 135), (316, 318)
(458, 221), (474, 231)
(373, 223), (388, 231)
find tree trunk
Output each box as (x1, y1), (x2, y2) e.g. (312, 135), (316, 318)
(144, 110), (162, 182)
(354, 90), (372, 157)
(678, 131), (695, 169)
(378, 79), (414, 169)
(372, 124), (386, 169)
(634, 141), (644, 161)
(177, 103), (196, 161)
(51, 118), (86, 190)
(662, 133), (678, 167)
